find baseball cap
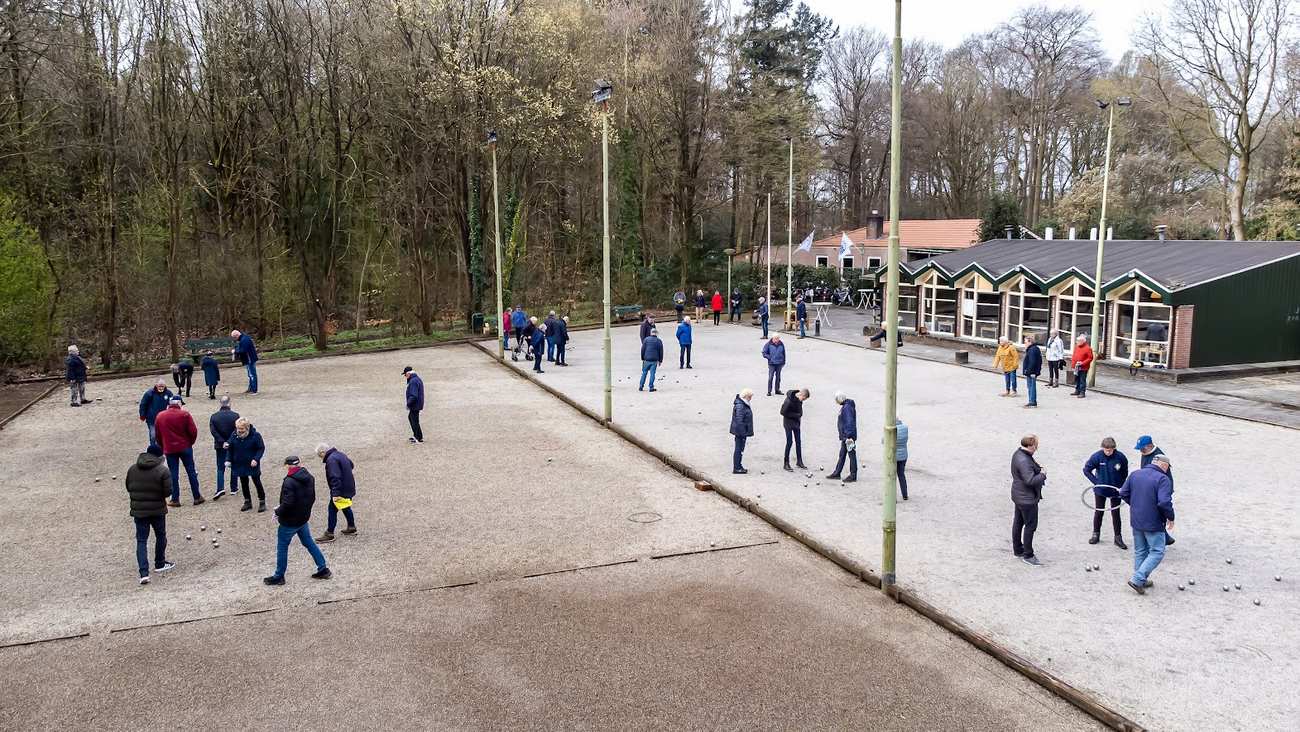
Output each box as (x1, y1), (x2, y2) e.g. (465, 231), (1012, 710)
(283, 455), (301, 466)
(401, 366), (413, 375)
(1134, 435), (1153, 450)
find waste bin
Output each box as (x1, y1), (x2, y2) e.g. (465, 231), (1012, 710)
(471, 312), (485, 334)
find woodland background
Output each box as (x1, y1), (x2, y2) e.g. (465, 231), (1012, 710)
(3, 0), (1300, 369)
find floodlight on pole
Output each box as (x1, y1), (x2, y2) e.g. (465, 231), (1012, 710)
(1087, 97), (1131, 388)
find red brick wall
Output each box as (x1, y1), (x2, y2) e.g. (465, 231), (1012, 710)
(1172, 305), (1195, 369)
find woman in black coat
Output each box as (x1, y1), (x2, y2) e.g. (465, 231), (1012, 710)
(780, 389), (810, 471)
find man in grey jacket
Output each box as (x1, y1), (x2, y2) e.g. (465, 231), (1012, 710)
(1011, 434), (1047, 566)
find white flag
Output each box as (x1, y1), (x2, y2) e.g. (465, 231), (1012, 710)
(796, 230), (814, 252)
(839, 231), (854, 259)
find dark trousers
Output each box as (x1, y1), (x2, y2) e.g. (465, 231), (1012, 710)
(238, 473), (266, 502)
(896, 459), (908, 499)
(783, 426), (803, 465)
(513, 327), (524, 347)
(1093, 493), (1123, 536)
(767, 364), (783, 394)
(207, 383), (217, 399)
(173, 371), (192, 396)
(712, 310), (721, 325)
(1073, 366), (1087, 396)
(327, 501), (356, 532)
(832, 439), (857, 478)
(556, 342), (567, 365)
(1047, 360), (1062, 384)
(165, 448), (201, 501)
(533, 346), (544, 372)
(408, 409), (423, 441)
(679, 344), (692, 368)
(729, 305), (740, 321)
(761, 316), (769, 338)
(1012, 503), (1039, 557)
(733, 435), (746, 471)
(133, 515), (167, 577)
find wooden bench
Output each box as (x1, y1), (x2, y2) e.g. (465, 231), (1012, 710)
(613, 305), (643, 322)
(183, 337), (230, 358)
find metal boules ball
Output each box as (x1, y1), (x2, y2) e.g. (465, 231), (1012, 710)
(1188, 579), (1196, 586)
(1093, 564), (1100, 571)
(1222, 585), (1230, 592)
(1276, 575), (1283, 582)
(1254, 599), (1261, 606)
(1178, 584), (1185, 591)
(1226, 558), (1232, 564)
(1235, 583), (1241, 590)
(216, 528), (222, 534)
(111, 475), (118, 480)
(185, 534), (192, 541)
(1085, 566), (1092, 573)
(213, 543), (219, 549)
(94, 477), (100, 483)
(200, 525), (207, 531)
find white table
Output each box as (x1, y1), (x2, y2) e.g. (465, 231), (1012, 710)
(855, 289), (874, 310)
(812, 301), (833, 327)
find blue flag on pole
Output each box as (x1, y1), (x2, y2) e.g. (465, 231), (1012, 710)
(839, 231), (854, 259)
(796, 230), (814, 252)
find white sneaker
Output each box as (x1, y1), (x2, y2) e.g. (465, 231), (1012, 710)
(139, 575), (151, 585)
(155, 561), (175, 573)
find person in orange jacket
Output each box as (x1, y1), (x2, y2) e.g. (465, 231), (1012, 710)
(1071, 335), (1094, 398)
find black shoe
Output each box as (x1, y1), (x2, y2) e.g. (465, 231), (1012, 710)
(732, 468), (748, 474)
(1013, 550), (1024, 557)
(842, 476), (857, 483)
(795, 462), (807, 469)
(311, 567), (332, 580)
(783, 463), (793, 472)
(649, 388), (656, 392)
(1165, 535), (1175, 546)
(1089, 533), (1100, 545)
(1127, 579), (1145, 595)
(902, 495), (909, 501)
(1114, 536), (1128, 550)
(263, 575), (285, 586)
(775, 390), (784, 395)
(257, 501), (267, 513)
(240, 501), (252, 512)
(825, 473), (841, 480)
(686, 365), (692, 369)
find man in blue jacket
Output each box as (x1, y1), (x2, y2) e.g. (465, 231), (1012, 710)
(827, 391), (858, 482)
(66, 345), (88, 407)
(230, 329), (259, 394)
(729, 289), (743, 322)
(1022, 335), (1043, 407)
(554, 316), (570, 366)
(403, 366), (424, 443)
(676, 317), (693, 369)
(795, 296), (808, 338)
(530, 323), (547, 373)
(639, 328), (664, 391)
(510, 306), (528, 347)
(1083, 436), (1129, 548)
(315, 443), (357, 542)
(756, 297), (770, 338)
(730, 389), (754, 473)
(544, 311), (558, 362)
(200, 350), (221, 399)
(1120, 453), (1175, 594)
(138, 379), (176, 445)
(1135, 435), (1175, 546)
(209, 395), (240, 500)
(761, 334), (786, 396)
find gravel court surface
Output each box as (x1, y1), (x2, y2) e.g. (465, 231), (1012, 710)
(491, 322), (1300, 731)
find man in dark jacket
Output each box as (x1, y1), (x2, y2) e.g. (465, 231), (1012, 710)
(530, 323), (547, 373)
(780, 388), (810, 471)
(139, 379), (176, 445)
(639, 328), (664, 391)
(730, 389), (754, 473)
(1135, 435), (1175, 546)
(762, 335), (786, 396)
(756, 297), (770, 338)
(264, 456), (331, 585)
(795, 297), (808, 338)
(209, 396), (240, 500)
(230, 329), (259, 394)
(200, 350), (221, 399)
(125, 444), (175, 585)
(1011, 435), (1047, 566)
(827, 392), (858, 482)
(66, 345), (89, 407)
(510, 306), (528, 347)
(155, 398), (203, 506)
(544, 311), (558, 362)
(554, 316), (570, 366)
(403, 366), (424, 443)
(1120, 454), (1175, 595)
(676, 317), (693, 369)
(315, 443), (357, 542)
(1083, 437), (1129, 548)
(639, 314), (655, 342)
(729, 289), (743, 322)
(1022, 335), (1043, 407)
(171, 359), (194, 398)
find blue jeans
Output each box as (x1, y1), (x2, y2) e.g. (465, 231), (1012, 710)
(639, 360), (658, 390)
(147, 421), (157, 446)
(134, 515), (167, 577)
(761, 316), (769, 338)
(166, 448), (201, 501)
(1025, 375), (1038, 405)
(546, 336), (556, 360)
(799, 318), (806, 337)
(767, 364), (783, 394)
(274, 523), (328, 577)
(214, 446), (230, 494)
(1132, 529), (1168, 585)
(245, 361), (258, 392)
(1003, 371), (1017, 392)
(1074, 366), (1087, 396)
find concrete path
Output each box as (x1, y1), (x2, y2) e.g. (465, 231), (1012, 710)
(494, 322), (1300, 731)
(0, 346), (1096, 730)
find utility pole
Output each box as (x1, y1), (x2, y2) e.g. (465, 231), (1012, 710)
(1088, 97), (1129, 387)
(786, 136), (794, 329)
(594, 81), (614, 423)
(488, 131), (504, 362)
(880, 0), (903, 597)
(765, 192), (772, 313)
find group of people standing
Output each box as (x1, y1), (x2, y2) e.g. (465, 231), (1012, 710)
(504, 307), (571, 374)
(992, 331), (1096, 407)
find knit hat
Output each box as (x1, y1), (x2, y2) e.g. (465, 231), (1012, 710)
(146, 444), (163, 457)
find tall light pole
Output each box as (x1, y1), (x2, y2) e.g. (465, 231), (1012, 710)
(1087, 96), (1130, 387)
(724, 248), (736, 310)
(594, 80), (614, 423)
(786, 136), (794, 329)
(488, 131), (504, 362)
(880, 0), (903, 597)
(765, 193), (772, 314)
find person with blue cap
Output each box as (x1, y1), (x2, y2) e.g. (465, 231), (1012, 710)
(1135, 435), (1174, 546)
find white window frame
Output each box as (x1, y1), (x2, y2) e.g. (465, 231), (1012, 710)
(921, 282), (958, 335)
(867, 256), (882, 269)
(1055, 281), (1105, 346)
(958, 277), (1001, 341)
(898, 284), (918, 331)
(816, 256), (828, 268)
(1109, 282), (1172, 366)
(841, 256), (854, 270)
(1005, 278), (1051, 344)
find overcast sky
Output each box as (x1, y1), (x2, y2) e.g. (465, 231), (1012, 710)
(800, 0), (1166, 62)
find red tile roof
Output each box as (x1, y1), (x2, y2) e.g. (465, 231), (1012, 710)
(811, 219), (982, 250)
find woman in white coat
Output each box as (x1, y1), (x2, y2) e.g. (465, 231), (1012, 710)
(1046, 330), (1067, 388)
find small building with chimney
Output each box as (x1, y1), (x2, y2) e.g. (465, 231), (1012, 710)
(740, 212), (982, 273)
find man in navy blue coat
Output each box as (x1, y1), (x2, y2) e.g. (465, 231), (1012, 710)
(530, 324), (547, 373)
(209, 395), (240, 500)
(796, 296), (808, 338)
(138, 379), (176, 445)
(231, 329), (259, 394)
(66, 345), (88, 406)
(1022, 335), (1043, 407)
(200, 350), (221, 399)
(730, 389), (754, 473)
(639, 328), (664, 391)
(756, 297), (770, 338)
(827, 391), (858, 483)
(1083, 437), (1129, 548)
(761, 334), (786, 396)
(1120, 454), (1175, 594)
(315, 443), (357, 542)
(554, 316), (570, 366)
(403, 366), (424, 443)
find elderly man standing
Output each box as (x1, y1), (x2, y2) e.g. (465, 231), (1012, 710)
(826, 391), (858, 483)
(231, 328), (259, 394)
(209, 395), (240, 500)
(264, 456), (331, 585)
(780, 388), (810, 471)
(1070, 335), (1093, 398)
(544, 311), (558, 362)
(1120, 453), (1175, 595)
(639, 328), (664, 391)
(66, 345), (88, 407)
(1022, 335), (1043, 407)
(729, 288), (743, 322)
(315, 443), (357, 543)
(554, 316), (570, 366)
(761, 333), (786, 396)
(1136, 435), (1175, 546)
(1011, 435), (1047, 566)
(403, 366), (424, 444)
(154, 397), (203, 506)
(125, 444), (175, 585)
(730, 388), (754, 474)
(138, 379), (176, 446)
(756, 297), (770, 338)
(676, 316), (693, 369)
(530, 323), (547, 374)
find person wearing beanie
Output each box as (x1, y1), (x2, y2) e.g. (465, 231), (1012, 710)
(200, 349), (221, 399)
(1136, 435), (1176, 546)
(209, 395), (240, 500)
(138, 379), (177, 445)
(65, 345), (89, 407)
(403, 367), (424, 443)
(125, 444), (175, 585)
(154, 397), (203, 506)
(264, 455), (331, 585)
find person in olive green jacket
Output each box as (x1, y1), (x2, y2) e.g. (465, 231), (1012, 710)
(125, 444), (176, 585)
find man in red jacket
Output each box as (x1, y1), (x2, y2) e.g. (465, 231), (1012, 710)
(154, 397), (204, 506)
(1071, 335), (1094, 398)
